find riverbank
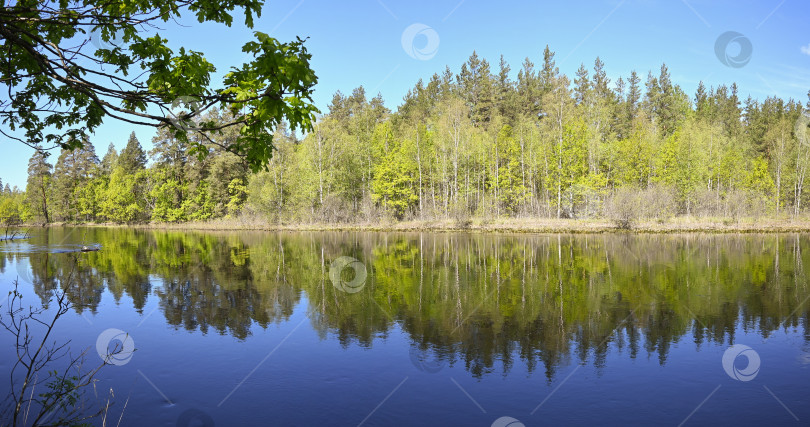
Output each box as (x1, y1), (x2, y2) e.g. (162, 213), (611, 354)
(28, 216), (810, 234)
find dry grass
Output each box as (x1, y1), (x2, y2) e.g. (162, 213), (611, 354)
(37, 215), (810, 234)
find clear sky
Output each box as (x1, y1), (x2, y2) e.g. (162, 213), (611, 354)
(2, 0), (809, 188)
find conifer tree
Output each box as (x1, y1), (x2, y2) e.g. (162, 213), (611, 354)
(25, 150), (52, 223)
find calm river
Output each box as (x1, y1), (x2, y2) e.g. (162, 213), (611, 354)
(1, 228), (808, 426)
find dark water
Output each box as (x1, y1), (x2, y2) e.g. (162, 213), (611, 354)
(1, 228), (809, 426)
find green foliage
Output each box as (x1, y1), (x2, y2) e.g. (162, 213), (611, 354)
(612, 120), (656, 187)
(372, 141), (418, 219)
(226, 178), (248, 216)
(0, 188), (31, 226)
(38, 371), (82, 419)
(150, 177), (187, 222)
(2, 0), (318, 170)
(101, 169), (147, 223)
(493, 125), (528, 214)
(655, 123), (704, 209)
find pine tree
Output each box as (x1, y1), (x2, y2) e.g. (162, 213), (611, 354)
(643, 71), (660, 125)
(539, 45), (558, 95)
(592, 57), (611, 102)
(101, 143), (119, 175)
(51, 141), (99, 221)
(574, 63), (590, 105)
(495, 55), (517, 122)
(118, 131), (147, 174)
(457, 51), (494, 126)
(516, 57), (540, 118)
(626, 71), (641, 122)
(25, 150), (53, 223)
(694, 82), (708, 118)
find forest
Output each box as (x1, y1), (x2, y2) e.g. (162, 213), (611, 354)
(2, 46), (809, 227)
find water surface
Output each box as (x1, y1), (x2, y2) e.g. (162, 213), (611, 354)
(1, 228), (808, 426)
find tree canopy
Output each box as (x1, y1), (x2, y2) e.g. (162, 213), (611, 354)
(0, 0), (319, 171)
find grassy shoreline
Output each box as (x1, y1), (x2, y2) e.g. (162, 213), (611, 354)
(24, 216), (810, 234)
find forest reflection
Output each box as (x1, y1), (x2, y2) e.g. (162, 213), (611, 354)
(2, 228), (809, 380)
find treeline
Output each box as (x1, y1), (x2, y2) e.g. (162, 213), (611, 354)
(6, 118), (251, 224)
(0, 179), (25, 227)
(4, 47), (810, 224)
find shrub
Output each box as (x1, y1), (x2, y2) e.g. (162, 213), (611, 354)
(604, 187), (641, 229)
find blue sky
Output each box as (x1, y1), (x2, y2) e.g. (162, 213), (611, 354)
(2, 0), (809, 188)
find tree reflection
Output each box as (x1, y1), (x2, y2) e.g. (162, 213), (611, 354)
(3, 229), (809, 380)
